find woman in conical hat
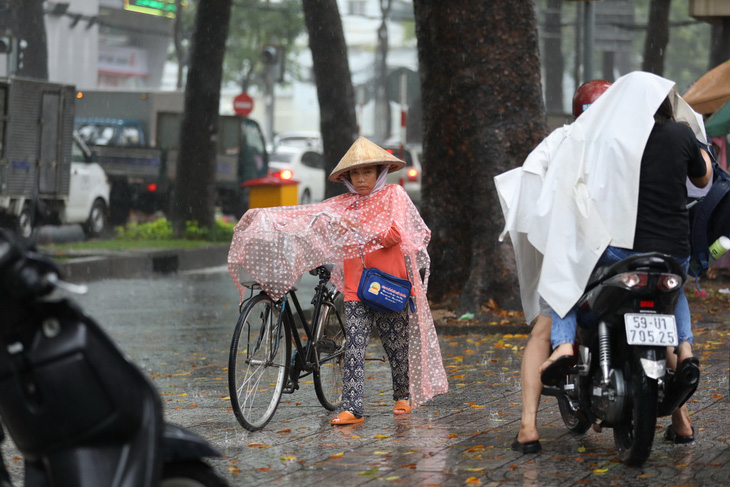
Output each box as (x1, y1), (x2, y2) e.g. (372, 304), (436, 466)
(228, 136), (449, 425)
(328, 137), (436, 424)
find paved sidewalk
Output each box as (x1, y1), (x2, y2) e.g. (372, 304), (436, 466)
(39, 248), (730, 486)
(163, 313), (730, 487)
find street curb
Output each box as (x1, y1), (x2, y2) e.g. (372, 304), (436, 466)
(56, 245), (230, 282)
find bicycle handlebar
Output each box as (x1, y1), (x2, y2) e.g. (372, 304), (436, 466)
(308, 265), (332, 280)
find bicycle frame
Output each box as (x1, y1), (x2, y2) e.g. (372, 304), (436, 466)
(242, 267), (343, 389)
(283, 271), (343, 387)
(228, 265), (347, 431)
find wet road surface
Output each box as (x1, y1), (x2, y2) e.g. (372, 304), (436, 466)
(2, 267), (729, 486)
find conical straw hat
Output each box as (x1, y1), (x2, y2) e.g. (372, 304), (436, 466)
(328, 136), (406, 182)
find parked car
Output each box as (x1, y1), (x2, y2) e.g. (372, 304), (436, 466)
(383, 143), (422, 207)
(273, 131), (322, 151)
(268, 146), (325, 205)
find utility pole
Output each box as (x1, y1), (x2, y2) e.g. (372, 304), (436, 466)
(262, 45), (278, 144)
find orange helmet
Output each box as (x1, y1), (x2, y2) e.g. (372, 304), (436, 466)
(572, 80), (612, 118)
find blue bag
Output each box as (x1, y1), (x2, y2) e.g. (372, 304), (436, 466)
(357, 267), (414, 313)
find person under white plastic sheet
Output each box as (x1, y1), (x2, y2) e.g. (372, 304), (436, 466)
(495, 71), (710, 446)
(495, 71), (708, 323)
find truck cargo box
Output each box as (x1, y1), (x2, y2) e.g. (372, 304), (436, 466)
(0, 78), (74, 199)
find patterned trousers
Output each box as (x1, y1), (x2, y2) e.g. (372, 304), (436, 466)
(341, 301), (410, 417)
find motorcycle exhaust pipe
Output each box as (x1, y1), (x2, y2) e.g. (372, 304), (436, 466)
(657, 357), (700, 417)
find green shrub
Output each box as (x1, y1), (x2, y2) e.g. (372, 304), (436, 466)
(114, 218), (235, 242)
(115, 219), (173, 240)
(183, 219), (236, 242)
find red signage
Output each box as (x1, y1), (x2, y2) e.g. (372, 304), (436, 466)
(233, 93), (254, 116)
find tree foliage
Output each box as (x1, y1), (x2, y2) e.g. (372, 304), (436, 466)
(172, 0), (305, 92)
(534, 0), (712, 97)
(413, 0), (546, 313)
(225, 0), (305, 92)
(637, 0), (711, 91)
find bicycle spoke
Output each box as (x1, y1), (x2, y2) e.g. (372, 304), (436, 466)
(314, 297), (346, 411)
(228, 294), (289, 431)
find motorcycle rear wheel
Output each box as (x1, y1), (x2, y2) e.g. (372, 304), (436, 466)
(557, 394), (591, 434)
(161, 461), (228, 487)
(613, 359), (658, 466)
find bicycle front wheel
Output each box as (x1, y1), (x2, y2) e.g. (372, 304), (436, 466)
(313, 296), (346, 410)
(228, 293), (290, 431)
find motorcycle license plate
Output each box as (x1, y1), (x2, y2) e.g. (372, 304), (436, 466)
(624, 313), (678, 346)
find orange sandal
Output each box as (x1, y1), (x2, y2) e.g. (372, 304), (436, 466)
(393, 400), (411, 415)
(330, 411), (364, 425)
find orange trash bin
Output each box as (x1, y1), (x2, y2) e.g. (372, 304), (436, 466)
(242, 174), (299, 208)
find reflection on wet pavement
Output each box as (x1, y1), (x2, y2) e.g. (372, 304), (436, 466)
(2, 270), (728, 486)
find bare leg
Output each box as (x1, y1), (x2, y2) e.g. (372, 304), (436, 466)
(667, 341), (694, 437)
(517, 315), (552, 444)
(539, 342), (574, 374)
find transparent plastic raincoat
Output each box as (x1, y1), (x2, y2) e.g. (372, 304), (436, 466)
(228, 184), (449, 407)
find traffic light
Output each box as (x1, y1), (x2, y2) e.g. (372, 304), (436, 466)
(261, 46), (278, 65)
(0, 35), (11, 54)
(16, 39), (26, 71)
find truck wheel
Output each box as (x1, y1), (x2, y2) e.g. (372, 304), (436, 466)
(15, 204), (37, 243)
(84, 198), (108, 239)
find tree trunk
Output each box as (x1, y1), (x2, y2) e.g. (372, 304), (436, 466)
(709, 18), (730, 71)
(302, 0), (358, 198)
(413, 0), (546, 313)
(642, 0), (671, 75)
(10, 0), (48, 80)
(374, 0), (392, 143)
(170, 0), (232, 233)
(543, 0), (564, 114)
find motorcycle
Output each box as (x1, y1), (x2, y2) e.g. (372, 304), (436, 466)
(0, 229), (228, 486)
(541, 252), (701, 467)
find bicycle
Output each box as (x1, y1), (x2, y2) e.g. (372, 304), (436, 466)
(228, 264), (346, 432)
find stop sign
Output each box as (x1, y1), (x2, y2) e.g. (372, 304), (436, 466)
(233, 93), (254, 116)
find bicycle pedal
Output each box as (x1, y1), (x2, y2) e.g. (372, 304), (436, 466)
(283, 379), (299, 394)
(317, 338), (337, 354)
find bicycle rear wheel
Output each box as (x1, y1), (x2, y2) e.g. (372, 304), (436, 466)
(313, 295), (346, 410)
(228, 293), (290, 431)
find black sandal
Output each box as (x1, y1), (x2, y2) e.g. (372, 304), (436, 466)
(511, 435), (542, 454)
(664, 426), (695, 444)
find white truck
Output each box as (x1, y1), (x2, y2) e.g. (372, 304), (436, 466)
(74, 90), (269, 223)
(0, 78), (110, 241)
